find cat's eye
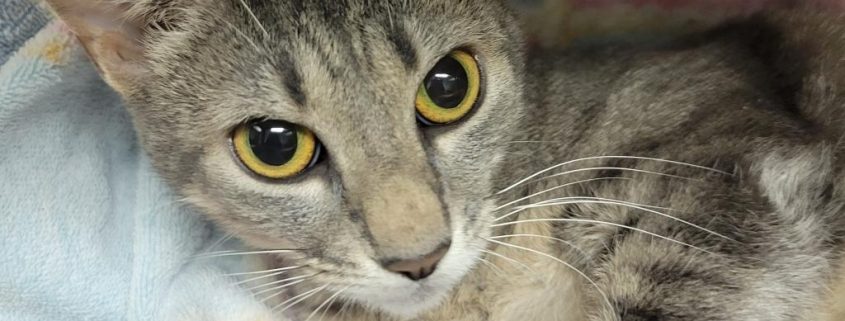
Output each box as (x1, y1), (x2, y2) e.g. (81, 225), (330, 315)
(232, 119), (322, 180)
(415, 50), (481, 125)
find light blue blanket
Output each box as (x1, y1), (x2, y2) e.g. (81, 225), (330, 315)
(0, 2), (276, 320)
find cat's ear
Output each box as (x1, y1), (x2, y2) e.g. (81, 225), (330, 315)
(45, 0), (151, 94)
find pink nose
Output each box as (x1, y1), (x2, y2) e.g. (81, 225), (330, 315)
(384, 243), (450, 281)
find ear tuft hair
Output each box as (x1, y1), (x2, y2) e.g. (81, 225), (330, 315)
(44, 0), (186, 94)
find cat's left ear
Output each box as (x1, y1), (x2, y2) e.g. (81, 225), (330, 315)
(45, 0), (155, 95)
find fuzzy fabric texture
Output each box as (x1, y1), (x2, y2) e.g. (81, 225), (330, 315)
(0, 15), (275, 321)
(0, 0), (48, 64)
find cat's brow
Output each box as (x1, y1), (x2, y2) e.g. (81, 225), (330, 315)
(385, 21), (418, 70)
(274, 47), (307, 106)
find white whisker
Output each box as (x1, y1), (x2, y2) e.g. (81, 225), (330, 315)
(495, 196), (669, 223)
(493, 192), (675, 222)
(205, 232), (235, 253)
(385, 2), (394, 28)
(497, 155), (731, 195)
(234, 266), (303, 286)
(336, 299), (353, 320)
(529, 196), (673, 211)
(226, 265), (302, 277)
(486, 238), (614, 315)
(494, 177), (632, 211)
(493, 218), (716, 255)
(236, 0), (269, 38)
(506, 140), (557, 143)
(537, 166), (698, 185)
(497, 195), (673, 222)
(250, 274), (313, 295)
(480, 249), (537, 276)
(477, 257), (506, 277)
(192, 249), (300, 259)
(275, 284), (329, 314)
(507, 198), (736, 242)
(318, 288), (346, 321)
(489, 234), (591, 260)
(258, 279), (307, 304)
(221, 20), (263, 53)
(305, 286), (349, 321)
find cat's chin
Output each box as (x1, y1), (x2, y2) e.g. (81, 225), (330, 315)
(350, 241), (481, 319)
(366, 286), (452, 320)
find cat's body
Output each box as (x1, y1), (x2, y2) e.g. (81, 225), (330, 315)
(283, 15), (845, 321)
(45, 1), (845, 320)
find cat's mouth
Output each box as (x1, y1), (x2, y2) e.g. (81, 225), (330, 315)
(250, 221), (484, 318)
(346, 251), (473, 318)
(336, 237), (480, 319)
(344, 221), (486, 318)
(259, 259), (456, 319)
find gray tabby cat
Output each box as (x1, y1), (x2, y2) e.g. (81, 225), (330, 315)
(46, 0), (845, 320)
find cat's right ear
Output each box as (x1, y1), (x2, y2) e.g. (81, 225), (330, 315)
(45, 0), (149, 95)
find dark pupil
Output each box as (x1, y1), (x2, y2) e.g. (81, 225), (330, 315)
(248, 120), (298, 166)
(423, 56), (468, 108)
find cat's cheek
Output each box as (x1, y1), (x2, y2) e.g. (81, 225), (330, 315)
(181, 144), (337, 244)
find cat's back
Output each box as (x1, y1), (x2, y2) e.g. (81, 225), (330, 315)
(518, 30), (818, 183)
(526, 27), (807, 144)
(512, 16), (845, 321)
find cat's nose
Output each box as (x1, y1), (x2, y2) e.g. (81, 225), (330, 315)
(383, 242), (450, 281)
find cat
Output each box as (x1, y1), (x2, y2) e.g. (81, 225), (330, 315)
(45, 0), (845, 320)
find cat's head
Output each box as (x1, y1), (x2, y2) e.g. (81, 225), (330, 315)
(48, 0), (525, 317)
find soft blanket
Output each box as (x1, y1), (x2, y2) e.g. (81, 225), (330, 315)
(0, 2), (274, 321)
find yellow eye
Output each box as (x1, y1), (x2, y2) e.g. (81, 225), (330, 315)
(415, 50), (481, 125)
(232, 119), (322, 180)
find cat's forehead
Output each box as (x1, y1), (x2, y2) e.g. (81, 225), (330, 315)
(148, 0), (514, 112)
(211, 0), (507, 51)
(135, 0), (521, 144)
(249, 0), (497, 27)
(243, 0), (509, 76)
